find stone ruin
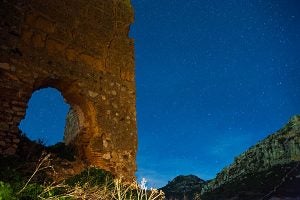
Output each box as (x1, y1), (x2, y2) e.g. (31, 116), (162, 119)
(0, 0), (137, 179)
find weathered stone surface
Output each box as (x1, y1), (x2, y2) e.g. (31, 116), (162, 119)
(0, 0), (137, 180)
(0, 63), (10, 70)
(201, 115), (300, 199)
(64, 108), (80, 145)
(88, 90), (99, 98)
(0, 141), (5, 146)
(0, 122), (9, 130)
(3, 147), (16, 155)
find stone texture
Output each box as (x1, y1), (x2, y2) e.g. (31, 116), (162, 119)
(0, 0), (137, 180)
(201, 115), (300, 199)
(0, 63), (10, 70)
(64, 108), (80, 145)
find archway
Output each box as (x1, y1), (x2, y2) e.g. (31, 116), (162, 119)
(13, 84), (88, 164)
(19, 87), (70, 146)
(25, 80), (96, 163)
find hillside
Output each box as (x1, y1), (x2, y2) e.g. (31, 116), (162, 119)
(161, 115), (300, 200)
(160, 175), (205, 200)
(201, 115), (300, 199)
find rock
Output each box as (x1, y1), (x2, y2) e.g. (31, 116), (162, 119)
(4, 147), (16, 155)
(35, 16), (56, 33)
(0, 141), (5, 146)
(10, 65), (16, 72)
(103, 140), (109, 148)
(161, 175), (206, 200)
(46, 39), (65, 55)
(111, 90), (117, 96)
(32, 32), (46, 48)
(0, 63), (10, 70)
(103, 153), (111, 160)
(79, 54), (104, 71)
(201, 115), (300, 200)
(12, 138), (20, 143)
(0, 122), (9, 131)
(65, 48), (78, 61)
(64, 108), (80, 145)
(88, 90), (99, 98)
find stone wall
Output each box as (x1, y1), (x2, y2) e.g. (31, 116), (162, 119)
(0, 0), (137, 180)
(64, 108), (80, 145)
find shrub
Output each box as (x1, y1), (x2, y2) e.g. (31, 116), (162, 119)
(1, 153), (165, 200)
(66, 167), (114, 187)
(0, 182), (16, 200)
(17, 183), (43, 200)
(46, 142), (75, 161)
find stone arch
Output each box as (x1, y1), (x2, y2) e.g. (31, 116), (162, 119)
(0, 0), (137, 180)
(19, 86), (70, 145)
(24, 80), (98, 162)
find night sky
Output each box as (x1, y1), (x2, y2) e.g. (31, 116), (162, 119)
(20, 0), (300, 188)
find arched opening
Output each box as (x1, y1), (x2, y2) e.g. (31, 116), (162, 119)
(16, 86), (85, 164)
(19, 87), (70, 146)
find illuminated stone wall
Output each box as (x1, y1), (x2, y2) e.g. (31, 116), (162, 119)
(0, 0), (137, 179)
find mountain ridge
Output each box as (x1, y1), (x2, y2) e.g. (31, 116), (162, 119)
(161, 115), (300, 200)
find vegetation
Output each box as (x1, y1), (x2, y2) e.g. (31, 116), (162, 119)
(160, 175), (205, 200)
(0, 153), (164, 200)
(46, 142), (75, 161)
(0, 182), (16, 200)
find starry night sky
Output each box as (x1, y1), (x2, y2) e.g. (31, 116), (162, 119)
(20, 0), (300, 188)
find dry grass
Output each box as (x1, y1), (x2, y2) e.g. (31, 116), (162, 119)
(35, 177), (165, 200)
(18, 153), (165, 200)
